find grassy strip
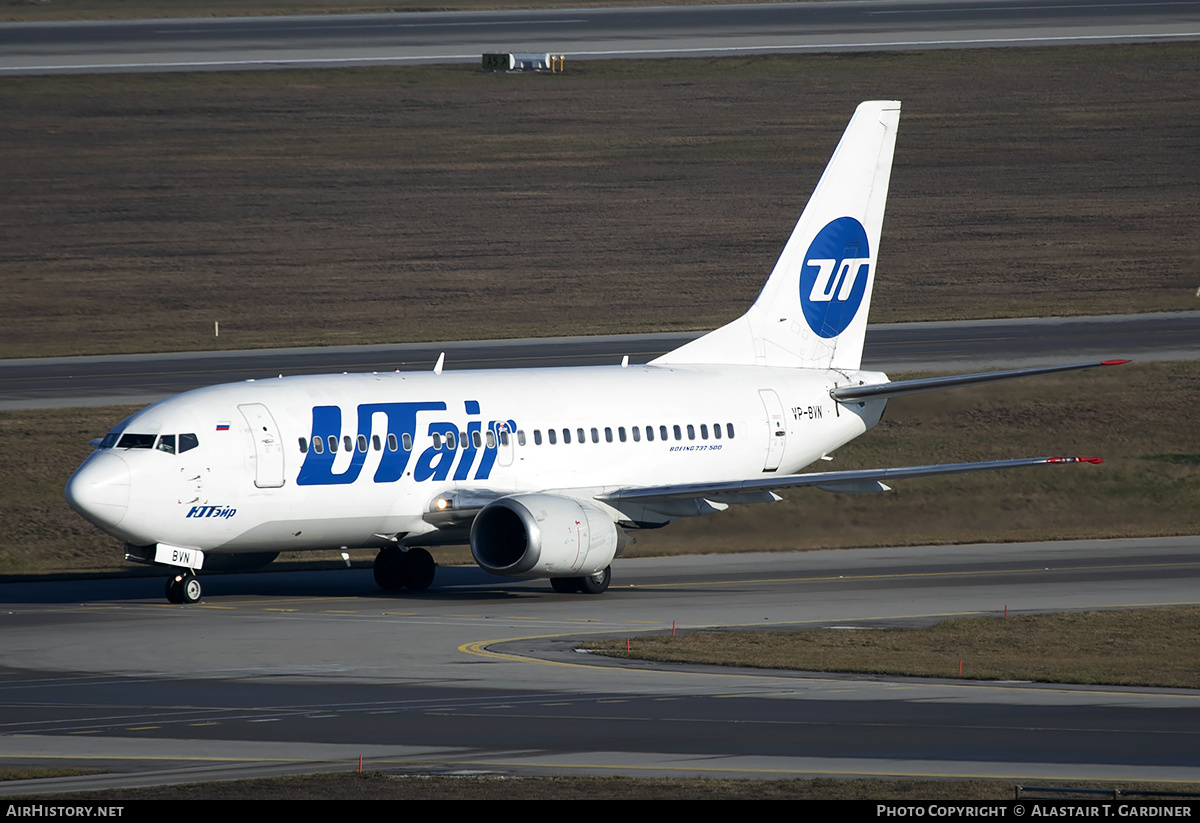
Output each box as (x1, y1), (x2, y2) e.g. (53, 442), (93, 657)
(585, 608), (1200, 689)
(4, 360), (1198, 576)
(8, 772), (1200, 800)
(2, 45), (1198, 358)
(0, 769), (102, 783)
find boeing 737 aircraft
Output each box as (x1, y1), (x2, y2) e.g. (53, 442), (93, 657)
(66, 101), (1119, 604)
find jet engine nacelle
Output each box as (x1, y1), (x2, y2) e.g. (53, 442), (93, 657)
(470, 493), (623, 578)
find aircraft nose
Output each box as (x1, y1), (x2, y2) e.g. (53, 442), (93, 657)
(65, 451), (131, 531)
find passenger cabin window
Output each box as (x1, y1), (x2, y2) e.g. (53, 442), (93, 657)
(298, 437), (308, 454)
(562, 429), (571, 445)
(673, 425), (682, 441)
(660, 425), (669, 441)
(713, 424), (722, 440)
(700, 424), (708, 440)
(446, 432), (457, 450)
(313, 437), (324, 454)
(500, 430), (510, 447)
(632, 427), (641, 442)
(487, 431), (497, 449)
(343, 435), (352, 453)
(645, 426), (654, 442)
(726, 423), (736, 439)
(156, 434), (176, 454)
(432, 433), (443, 450)
(357, 434), (368, 453)
(687, 424), (695, 440)
(401, 433), (412, 451)
(577, 428), (585, 444)
(328, 435), (338, 453)
(548, 429), (557, 445)
(473, 431), (483, 448)
(618, 427), (627, 442)
(517, 430), (526, 446)
(372, 434), (381, 451)
(534, 429), (543, 446)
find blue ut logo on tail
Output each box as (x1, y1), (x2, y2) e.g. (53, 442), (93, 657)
(799, 217), (871, 339)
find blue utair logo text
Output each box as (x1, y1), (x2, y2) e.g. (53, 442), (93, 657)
(297, 400), (516, 486)
(798, 216), (870, 339)
(186, 505), (236, 519)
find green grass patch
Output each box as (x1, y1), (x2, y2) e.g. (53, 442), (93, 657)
(586, 607), (1200, 688)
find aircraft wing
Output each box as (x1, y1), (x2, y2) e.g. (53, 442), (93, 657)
(832, 360), (1127, 402)
(601, 456), (1103, 501)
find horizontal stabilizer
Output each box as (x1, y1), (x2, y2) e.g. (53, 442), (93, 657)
(604, 456), (1103, 503)
(831, 360), (1129, 402)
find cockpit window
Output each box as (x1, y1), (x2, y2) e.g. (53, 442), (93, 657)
(156, 434), (176, 454)
(117, 433), (156, 449)
(179, 433), (199, 453)
(96, 414), (140, 450)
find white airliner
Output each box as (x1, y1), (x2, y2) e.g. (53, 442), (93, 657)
(66, 101), (1120, 604)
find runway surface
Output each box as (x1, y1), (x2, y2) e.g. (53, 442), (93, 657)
(3, 0), (1200, 75)
(2, 536), (1199, 793)
(4, 312), (1198, 410)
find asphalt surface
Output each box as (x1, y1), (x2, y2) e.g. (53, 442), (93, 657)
(3, 312), (1197, 410)
(2, 0), (1199, 74)
(1, 536), (1199, 793)
(3, 0), (1199, 795)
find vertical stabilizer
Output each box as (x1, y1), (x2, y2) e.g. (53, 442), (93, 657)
(653, 101), (900, 371)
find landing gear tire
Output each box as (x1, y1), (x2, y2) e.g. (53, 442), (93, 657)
(550, 577), (580, 594)
(373, 547), (410, 591)
(165, 572), (201, 604)
(404, 547), (436, 592)
(181, 574), (202, 603)
(579, 565), (611, 595)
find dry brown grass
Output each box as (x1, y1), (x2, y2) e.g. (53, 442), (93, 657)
(4, 361), (1198, 576)
(12, 772), (1200, 800)
(629, 360), (1200, 556)
(1, 46), (1197, 359)
(586, 607), (1200, 688)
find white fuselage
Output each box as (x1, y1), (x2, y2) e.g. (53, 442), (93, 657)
(66, 362), (886, 556)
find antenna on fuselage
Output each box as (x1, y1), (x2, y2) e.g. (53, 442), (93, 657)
(433, 352), (445, 375)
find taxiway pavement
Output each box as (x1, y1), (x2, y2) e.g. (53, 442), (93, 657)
(4, 312), (1198, 410)
(2, 537), (1199, 792)
(3, 0), (1199, 74)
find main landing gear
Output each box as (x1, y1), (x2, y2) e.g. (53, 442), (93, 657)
(373, 546), (436, 592)
(550, 565), (611, 595)
(165, 571), (202, 604)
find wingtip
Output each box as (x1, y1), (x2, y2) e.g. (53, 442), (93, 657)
(1101, 359), (1131, 366)
(1047, 456), (1104, 464)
